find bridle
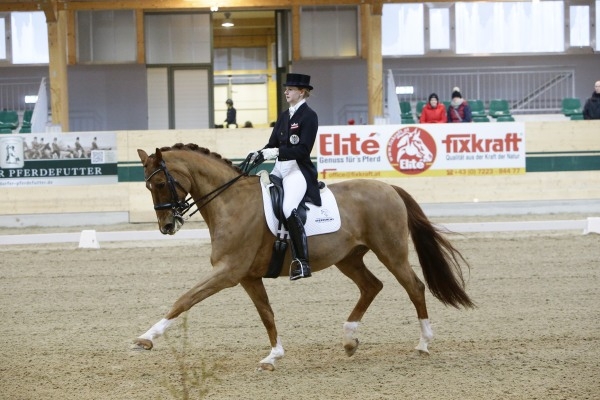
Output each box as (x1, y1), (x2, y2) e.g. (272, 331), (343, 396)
(144, 153), (263, 222)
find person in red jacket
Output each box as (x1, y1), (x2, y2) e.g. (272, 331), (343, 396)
(419, 93), (447, 123)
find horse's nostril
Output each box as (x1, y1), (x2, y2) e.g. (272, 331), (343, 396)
(163, 223), (174, 233)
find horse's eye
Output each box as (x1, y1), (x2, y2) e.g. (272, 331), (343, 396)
(156, 182), (166, 189)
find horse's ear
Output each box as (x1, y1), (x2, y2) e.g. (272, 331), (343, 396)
(155, 148), (163, 162)
(137, 149), (148, 163)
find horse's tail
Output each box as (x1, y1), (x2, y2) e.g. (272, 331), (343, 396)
(393, 185), (475, 309)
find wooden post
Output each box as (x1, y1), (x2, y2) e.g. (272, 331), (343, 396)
(364, 3), (383, 125)
(47, 9), (70, 132)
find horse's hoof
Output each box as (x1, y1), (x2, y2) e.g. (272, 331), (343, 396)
(257, 363), (275, 372)
(344, 338), (359, 357)
(132, 338), (153, 350)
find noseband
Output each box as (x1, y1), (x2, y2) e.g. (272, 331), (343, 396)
(145, 160), (192, 222)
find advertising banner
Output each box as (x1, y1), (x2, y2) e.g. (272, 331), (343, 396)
(317, 123), (525, 179)
(0, 132), (117, 187)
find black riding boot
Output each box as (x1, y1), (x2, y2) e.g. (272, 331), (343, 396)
(286, 209), (311, 280)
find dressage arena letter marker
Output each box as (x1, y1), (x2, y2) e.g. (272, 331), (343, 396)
(583, 217), (600, 235)
(79, 230), (100, 248)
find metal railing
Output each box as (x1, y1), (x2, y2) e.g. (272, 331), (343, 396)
(390, 66), (576, 115)
(0, 77), (42, 112)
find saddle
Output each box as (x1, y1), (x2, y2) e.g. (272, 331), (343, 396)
(264, 174), (323, 279)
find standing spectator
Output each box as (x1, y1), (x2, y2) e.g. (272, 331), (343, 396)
(582, 80), (600, 120)
(447, 87), (472, 123)
(224, 99), (237, 127)
(420, 93), (447, 123)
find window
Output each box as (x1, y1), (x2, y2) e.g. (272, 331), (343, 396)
(300, 6), (358, 58)
(382, 4), (424, 56)
(77, 10), (136, 63)
(11, 12), (49, 64)
(145, 13), (211, 64)
(0, 16), (6, 60)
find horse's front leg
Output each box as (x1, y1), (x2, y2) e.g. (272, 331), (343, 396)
(133, 268), (240, 350)
(239, 278), (284, 371)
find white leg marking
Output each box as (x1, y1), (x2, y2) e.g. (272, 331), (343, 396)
(415, 318), (434, 354)
(343, 321), (359, 345)
(259, 336), (285, 368)
(139, 318), (174, 342)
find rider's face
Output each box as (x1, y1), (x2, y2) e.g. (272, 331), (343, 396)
(284, 87), (304, 107)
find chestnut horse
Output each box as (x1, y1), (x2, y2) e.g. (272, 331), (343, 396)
(135, 143), (474, 371)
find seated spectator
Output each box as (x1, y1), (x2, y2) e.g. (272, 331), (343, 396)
(420, 93), (447, 123)
(582, 80), (600, 120)
(243, 121), (253, 128)
(447, 87), (472, 123)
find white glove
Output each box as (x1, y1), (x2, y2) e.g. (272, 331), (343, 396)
(261, 148), (279, 160)
(249, 151), (259, 163)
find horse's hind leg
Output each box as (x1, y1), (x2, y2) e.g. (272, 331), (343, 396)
(374, 243), (433, 354)
(239, 278), (283, 372)
(335, 247), (383, 357)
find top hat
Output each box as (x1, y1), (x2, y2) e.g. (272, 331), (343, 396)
(283, 73), (313, 90)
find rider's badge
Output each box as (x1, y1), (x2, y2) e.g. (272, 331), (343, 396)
(290, 134), (300, 145)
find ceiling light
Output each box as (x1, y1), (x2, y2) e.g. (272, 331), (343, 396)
(222, 12), (234, 27)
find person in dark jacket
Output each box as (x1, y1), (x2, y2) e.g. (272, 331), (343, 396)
(224, 99), (237, 127)
(252, 74), (321, 280)
(249, 73), (320, 280)
(582, 81), (600, 120)
(447, 87), (472, 123)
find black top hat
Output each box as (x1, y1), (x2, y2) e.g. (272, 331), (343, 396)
(283, 73), (313, 90)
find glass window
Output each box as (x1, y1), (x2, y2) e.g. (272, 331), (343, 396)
(145, 13), (211, 64)
(11, 12), (49, 64)
(382, 4), (424, 56)
(429, 8), (450, 50)
(0, 17), (6, 59)
(300, 6), (358, 58)
(570, 5), (590, 47)
(455, 1), (564, 54)
(77, 10), (136, 63)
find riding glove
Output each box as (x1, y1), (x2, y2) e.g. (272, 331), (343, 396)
(261, 148), (279, 160)
(248, 151), (259, 163)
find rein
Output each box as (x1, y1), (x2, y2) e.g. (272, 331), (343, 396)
(145, 153), (264, 221)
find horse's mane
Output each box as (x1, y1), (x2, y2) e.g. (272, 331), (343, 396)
(156, 143), (242, 173)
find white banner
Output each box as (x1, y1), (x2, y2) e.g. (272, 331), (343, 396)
(317, 123), (526, 179)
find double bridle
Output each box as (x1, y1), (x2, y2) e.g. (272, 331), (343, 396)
(144, 153), (263, 222)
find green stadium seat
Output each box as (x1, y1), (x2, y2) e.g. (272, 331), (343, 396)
(473, 116), (490, 122)
(570, 113), (584, 120)
(489, 99), (512, 118)
(468, 100), (487, 118)
(0, 110), (19, 132)
(416, 101), (426, 119)
(496, 115), (515, 122)
(399, 101), (414, 123)
(561, 98), (582, 116)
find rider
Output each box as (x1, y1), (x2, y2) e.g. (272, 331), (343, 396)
(251, 73), (321, 280)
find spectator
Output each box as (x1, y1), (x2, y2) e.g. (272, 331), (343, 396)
(447, 87), (472, 123)
(420, 93), (447, 123)
(582, 80), (600, 120)
(243, 121), (253, 128)
(224, 99), (237, 127)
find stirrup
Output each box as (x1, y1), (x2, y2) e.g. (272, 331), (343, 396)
(290, 258), (311, 281)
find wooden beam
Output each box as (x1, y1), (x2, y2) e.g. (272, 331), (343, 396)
(365, 3), (382, 124)
(47, 9), (69, 131)
(135, 9), (145, 64)
(66, 10), (76, 65)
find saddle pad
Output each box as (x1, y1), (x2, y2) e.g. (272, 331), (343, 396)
(259, 176), (341, 237)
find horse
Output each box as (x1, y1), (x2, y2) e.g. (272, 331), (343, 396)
(135, 143), (474, 371)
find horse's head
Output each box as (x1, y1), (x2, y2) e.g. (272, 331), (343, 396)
(138, 147), (191, 235)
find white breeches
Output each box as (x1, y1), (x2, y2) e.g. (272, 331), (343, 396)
(271, 160), (307, 218)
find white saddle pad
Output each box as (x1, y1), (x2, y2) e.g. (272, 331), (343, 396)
(258, 171), (341, 237)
